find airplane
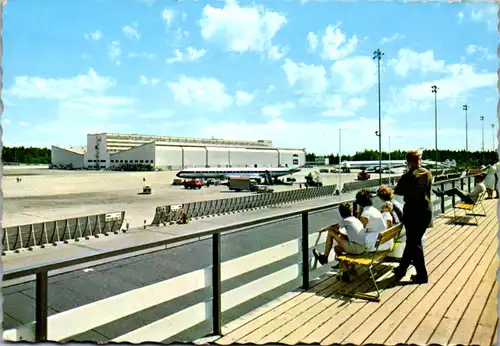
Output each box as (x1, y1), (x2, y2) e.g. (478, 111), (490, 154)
(175, 167), (302, 180)
(335, 158), (456, 171)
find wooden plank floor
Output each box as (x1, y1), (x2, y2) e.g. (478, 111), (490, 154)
(214, 199), (499, 346)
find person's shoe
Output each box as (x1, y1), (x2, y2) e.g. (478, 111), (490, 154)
(410, 275), (428, 284)
(393, 268), (405, 281)
(340, 272), (351, 283)
(433, 189), (444, 197)
(313, 249), (328, 265)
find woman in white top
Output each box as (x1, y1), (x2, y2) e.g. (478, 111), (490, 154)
(381, 201), (395, 228)
(355, 189), (392, 252)
(484, 162), (500, 199)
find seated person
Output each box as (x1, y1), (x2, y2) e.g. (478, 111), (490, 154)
(356, 189), (391, 253)
(433, 174), (486, 204)
(312, 203), (366, 282)
(377, 185), (404, 223)
(381, 201), (395, 228)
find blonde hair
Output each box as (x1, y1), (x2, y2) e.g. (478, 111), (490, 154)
(382, 201), (393, 212)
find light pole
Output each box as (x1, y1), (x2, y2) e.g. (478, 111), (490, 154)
(463, 104), (468, 168)
(373, 48), (384, 186)
(491, 123), (495, 152)
(480, 116), (485, 151)
(431, 85), (439, 170)
(388, 135), (391, 186)
(463, 105), (468, 151)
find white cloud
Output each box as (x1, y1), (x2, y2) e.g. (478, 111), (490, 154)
(470, 4), (497, 30)
(321, 109), (354, 117)
(381, 33), (404, 44)
(266, 84), (276, 93)
(108, 41), (121, 66)
(261, 101), (295, 119)
(128, 52), (156, 59)
(321, 96), (366, 118)
(122, 25), (140, 41)
(348, 97), (367, 109)
(199, 0), (287, 53)
(457, 11), (464, 24)
(319, 24), (358, 60)
(166, 47), (207, 63)
(138, 110), (174, 119)
(140, 76), (160, 86)
(331, 56), (377, 94)
(85, 30), (102, 41)
(282, 58), (329, 95)
(59, 97), (134, 120)
(465, 44), (494, 60)
(3, 118), (10, 124)
(168, 76), (233, 111)
(307, 32), (318, 52)
(162, 8), (175, 27)
(6, 68), (115, 100)
(235, 91), (255, 105)
(389, 48), (446, 77)
(194, 117), (396, 154)
(387, 63), (496, 116)
(268, 45), (288, 61)
(18, 121), (29, 127)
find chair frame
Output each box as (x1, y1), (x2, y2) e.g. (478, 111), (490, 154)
(452, 191), (487, 225)
(336, 224), (403, 302)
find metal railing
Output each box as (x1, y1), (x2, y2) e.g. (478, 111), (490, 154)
(2, 212), (125, 253)
(2, 173), (480, 342)
(151, 185), (337, 226)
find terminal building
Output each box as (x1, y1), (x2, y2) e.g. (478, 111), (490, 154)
(51, 133), (306, 170)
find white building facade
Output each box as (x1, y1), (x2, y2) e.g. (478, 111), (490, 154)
(51, 133), (306, 170)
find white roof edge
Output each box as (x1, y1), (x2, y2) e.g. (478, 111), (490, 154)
(51, 145), (85, 155)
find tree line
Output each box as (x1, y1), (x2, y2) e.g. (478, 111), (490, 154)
(306, 149), (499, 168)
(2, 146), (51, 164)
(1, 146), (498, 168)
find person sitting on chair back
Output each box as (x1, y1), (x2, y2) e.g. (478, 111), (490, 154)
(433, 174), (486, 204)
(312, 203), (367, 282)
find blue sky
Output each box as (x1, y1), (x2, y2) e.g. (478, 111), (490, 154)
(3, 0), (498, 155)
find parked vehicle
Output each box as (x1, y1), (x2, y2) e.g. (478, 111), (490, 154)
(184, 179), (204, 189)
(357, 169), (371, 180)
(305, 172), (323, 187)
(228, 177), (258, 192)
(172, 178), (184, 185)
(142, 185), (152, 194)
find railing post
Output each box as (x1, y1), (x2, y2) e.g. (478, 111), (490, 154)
(35, 271), (48, 341)
(440, 182), (445, 213)
(468, 176), (471, 192)
(460, 177), (464, 191)
(301, 212), (309, 290)
(212, 233), (222, 335)
(451, 180), (456, 206)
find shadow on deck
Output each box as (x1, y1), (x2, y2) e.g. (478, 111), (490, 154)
(207, 199), (499, 346)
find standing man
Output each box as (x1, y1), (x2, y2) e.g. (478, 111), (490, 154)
(393, 150), (433, 284)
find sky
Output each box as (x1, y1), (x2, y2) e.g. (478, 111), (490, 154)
(3, 0), (498, 155)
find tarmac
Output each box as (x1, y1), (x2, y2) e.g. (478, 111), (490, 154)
(3, 166), (361, 228)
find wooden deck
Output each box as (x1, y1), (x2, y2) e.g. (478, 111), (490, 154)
(212, 199), (499, 346)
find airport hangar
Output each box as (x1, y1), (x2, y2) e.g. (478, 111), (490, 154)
(51, 133), (306, 170)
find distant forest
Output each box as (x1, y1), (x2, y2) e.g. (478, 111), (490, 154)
(1, 146), (498, 168)
(306, 149), (499, 168)
(2, 146), (51, 164)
